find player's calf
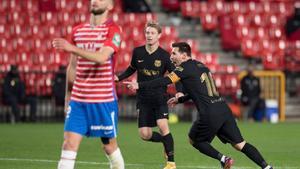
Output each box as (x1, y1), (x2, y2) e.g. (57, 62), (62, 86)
(105, 148), (125, 169)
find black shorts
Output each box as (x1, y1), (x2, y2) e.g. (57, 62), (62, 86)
(137, 102), (169, 128)
(189, 109), (244, 145)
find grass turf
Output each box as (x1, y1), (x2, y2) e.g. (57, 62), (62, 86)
(0, 121), (299, 169)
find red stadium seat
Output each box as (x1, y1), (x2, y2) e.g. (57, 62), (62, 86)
(16, 52), (32, 66)
(199, 53), (219, 65)
(278, 2), (295, 18)
(161, 26), (178, 40)
(22, 0), (39, 13)
(6, 0), (22, 13)
(180, 1), (200, 18)
(268, 26), (285, 40)
(0, 38), (13, 53)
(251, 14), (266, 27)
(161, 0), (180, 12)
(39, 0), (57, 12)
(0, 52), (16, 65)
(245, 1), (263, 15)
(264, 14), (286, 27)
(226, 1), (247, 14)
(199, 1), (216, 15)
(40, 12), (59, 26)
(224, 74), (239, 95)
(262, 52), (285, 70)
(241, 39), (260, 58)
(7, 12), (25, 25)
(224, 65), (240, 74)
(219, 15), (241, 51)
(200, 13), (218, 32)
(212, 73), (225, 94)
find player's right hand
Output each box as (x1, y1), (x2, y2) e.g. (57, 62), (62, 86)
(167, 97), (178, 107)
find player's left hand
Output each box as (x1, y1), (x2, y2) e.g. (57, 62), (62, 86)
(167, 97), (178, 107)
(52, 38), (75, 53)
(123, 81), (138, 90)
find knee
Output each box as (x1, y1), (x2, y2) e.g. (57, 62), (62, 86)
(103, 143), (118, 155)
(62, 139), (79, 151)
(102, 139), (118, 154)
(139, 130), (152, 140)
(232, 141), (246, 151)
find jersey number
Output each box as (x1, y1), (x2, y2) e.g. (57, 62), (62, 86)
(200, 72), (219, 97)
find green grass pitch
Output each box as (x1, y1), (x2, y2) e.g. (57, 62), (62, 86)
(0, 122), (299, 169)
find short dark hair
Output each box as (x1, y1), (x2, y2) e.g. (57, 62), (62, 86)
(172, 42), (191, 57)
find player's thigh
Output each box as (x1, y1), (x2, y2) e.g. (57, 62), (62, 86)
(217, 117), (244, 144)
(64, 101), (88, 136)
(137, 103), (156, 128)
(86, 101), (119, 138)
(155, 104), (169, 119)
(188, 119), (215, 143)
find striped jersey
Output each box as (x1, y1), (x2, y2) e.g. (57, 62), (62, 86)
(70, 20), (121, 103)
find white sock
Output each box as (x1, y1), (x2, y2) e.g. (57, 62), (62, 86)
(57, 150), (77, 169)
(106, 148), (125, 169)
(264, 165), (272, 169)
(221, 155), (226, 163)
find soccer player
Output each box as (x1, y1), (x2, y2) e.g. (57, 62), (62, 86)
(124, 42), (273, 169)
(52, 0), (124, 169)
(115, 21), (182, 169)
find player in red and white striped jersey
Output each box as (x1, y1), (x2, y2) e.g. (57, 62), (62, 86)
(52, 0), (124, 169)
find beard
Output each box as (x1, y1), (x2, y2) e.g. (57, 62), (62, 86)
(90, 8), (106, 15)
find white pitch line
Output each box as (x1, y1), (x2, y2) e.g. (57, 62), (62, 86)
(0, 157), (298, 169)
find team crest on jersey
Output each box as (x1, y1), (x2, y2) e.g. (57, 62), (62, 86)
(154, 60), (161, 67)
(113, 33), (121, 47)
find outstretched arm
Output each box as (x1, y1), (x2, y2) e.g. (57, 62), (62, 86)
(123, 76), (172, 91)
(116, 66), (136, 82)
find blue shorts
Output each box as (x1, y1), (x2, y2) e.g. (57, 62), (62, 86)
(64, 100), (119, 138)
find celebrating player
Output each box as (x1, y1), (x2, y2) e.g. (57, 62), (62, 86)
(124, 42), (273, 169)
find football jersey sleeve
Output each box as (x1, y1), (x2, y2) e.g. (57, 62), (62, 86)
(103, 25), (122, 53)
(130, 48), (137, 69)
(167, 66), (186, 83)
